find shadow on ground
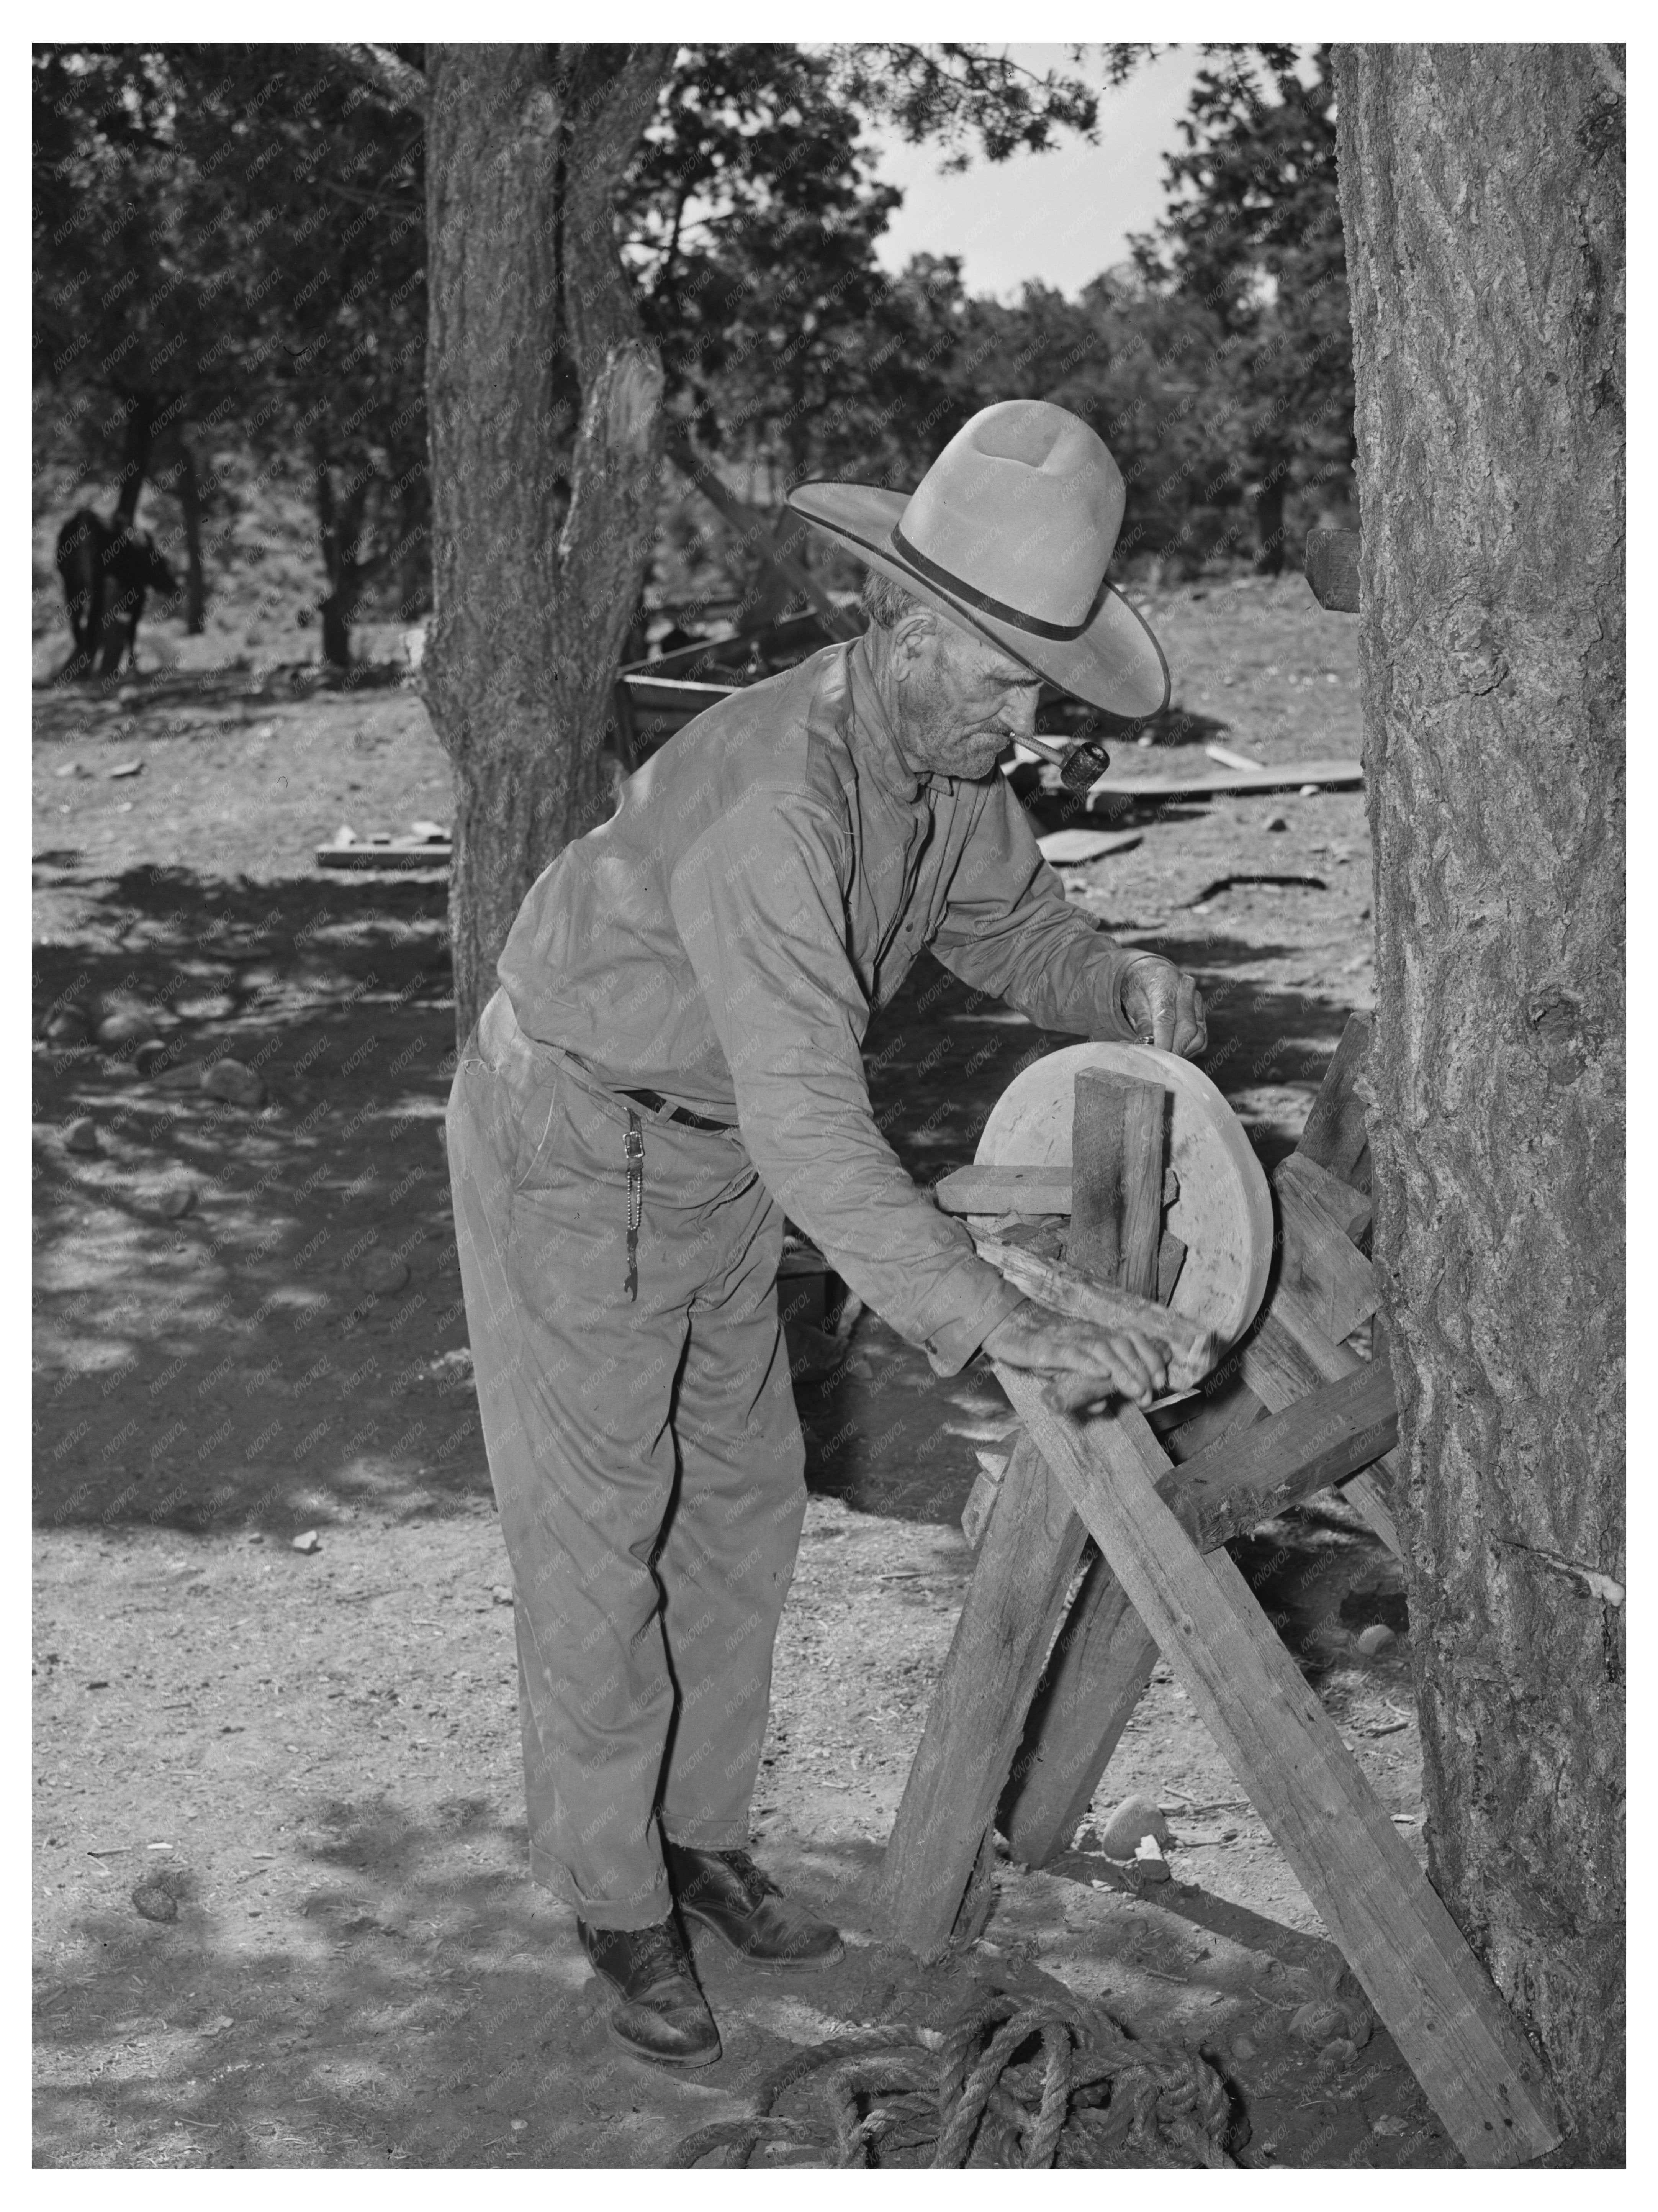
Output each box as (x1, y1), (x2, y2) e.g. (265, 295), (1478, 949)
(32, 1803), (1134, 2171)
(34, 866), (1360, 1537)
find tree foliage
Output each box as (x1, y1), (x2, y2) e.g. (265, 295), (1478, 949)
(1130, 44), (1353, 569)
(34, 40), (1355, 652)
(34, 43), (429, 659)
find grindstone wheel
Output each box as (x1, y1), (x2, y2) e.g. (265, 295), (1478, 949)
(975, 1041), (1273, 1355)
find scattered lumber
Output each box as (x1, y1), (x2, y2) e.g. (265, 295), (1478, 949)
(1082, 756), (1363, 808)
(316, 841), (451, 870)
(1203, 742), (1265, 773)
(1035, 827), (1142, 865)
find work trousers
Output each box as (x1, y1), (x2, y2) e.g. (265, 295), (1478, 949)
(446, 988), (807, 1929)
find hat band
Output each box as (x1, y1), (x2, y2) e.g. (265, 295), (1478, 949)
(890, 524), (1093, 643)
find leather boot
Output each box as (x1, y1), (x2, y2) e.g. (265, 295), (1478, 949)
(665, 1840), (845, 1969)
(577, 1915), (722, 2067)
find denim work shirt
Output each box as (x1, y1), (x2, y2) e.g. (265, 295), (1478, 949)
(497, 636), (1143, 1376)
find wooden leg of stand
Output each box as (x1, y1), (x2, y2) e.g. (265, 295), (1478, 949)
(999, 1370), (1560, 2169)
(867, 1429), (1088, 1959)
(1001, 1361), (1399, 1865)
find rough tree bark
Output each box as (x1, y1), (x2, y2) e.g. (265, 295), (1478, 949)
(1336, 44), (1624, 2163)
(421, 43), (671, 1042)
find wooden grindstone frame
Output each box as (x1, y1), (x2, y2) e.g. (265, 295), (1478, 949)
(871, 1017), (1560, 2167)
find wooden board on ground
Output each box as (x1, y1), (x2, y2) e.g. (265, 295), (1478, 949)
(996, 1368), (1561, 2168)
(1082, 757), (1363, 807)
(1035, 827), (1143, 865)
(317, 842), (451, 870)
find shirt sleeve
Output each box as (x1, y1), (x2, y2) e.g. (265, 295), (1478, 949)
(668, 786), (1024, 1376)
(926, 776), (1142, 1038)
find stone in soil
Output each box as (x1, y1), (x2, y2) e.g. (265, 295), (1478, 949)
(360, 1254), (410, 1296)
(95, 1008), (157, 1049)
(1354, 1624), (1396, 1657)
(131, 1877), (178, 1923)
(159, 1183), (197, 1219)
(1097, 1792), (1172, 1859)
(62, 1116), (99, 1155)
(200, 1058), (265, 1107)
(132, 1038), (170, 1076)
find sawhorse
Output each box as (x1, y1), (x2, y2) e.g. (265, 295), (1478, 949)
(869, 1018), (1560, 2167)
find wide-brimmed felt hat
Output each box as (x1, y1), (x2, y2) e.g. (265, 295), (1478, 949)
(786, 400), (1169, 720)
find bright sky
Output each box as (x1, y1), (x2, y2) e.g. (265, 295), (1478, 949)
(863, 44), (1215, 300)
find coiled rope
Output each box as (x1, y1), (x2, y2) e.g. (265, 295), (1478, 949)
(669, 1990), (1235, 2169)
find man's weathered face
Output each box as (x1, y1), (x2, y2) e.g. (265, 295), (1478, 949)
(890, 613), (1044, 781)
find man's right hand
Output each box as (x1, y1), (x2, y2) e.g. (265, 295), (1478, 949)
(980, 1297), (1169, 1414)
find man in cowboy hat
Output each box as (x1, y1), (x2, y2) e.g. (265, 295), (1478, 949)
(447, 400), (1208, 2069)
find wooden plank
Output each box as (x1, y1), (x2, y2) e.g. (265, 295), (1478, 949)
(1082, 757), (1364, 805)
(1180, 1362), (1398, 1546)
(316, 842), (451, 870)
(1278, 1183), (1382, 1347)
(935, 1164), (1073, 1216)
(1277, 1150), (1372, 1243)
(1296, 1011), (1374, 1186)
(617, 674), (737, 714)
(1008, 1035), (1396, 1861)
(1000, 1553), (1157, 1862)
(1156, 1230), (1187, 1305)
(1001, 1363), (1398, 1863)
(1242, 1290), (1404, 1557)
(1071, 1070), (1165, 1292)
(971, 1237), (1217, 1388)
(960, 1450), (1011, 1549)
(869, 1429), (1089, 1958)
(1118, 1078), (1167, 1299)
(665, 434), (863, 642)
(996, 1071), (1168, 1858)
(995, 1370), (1562, 2167)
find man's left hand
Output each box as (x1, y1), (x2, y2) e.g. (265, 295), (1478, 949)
(1119, 954), (1207, 1058)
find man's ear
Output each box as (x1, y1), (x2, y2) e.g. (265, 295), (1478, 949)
(889, 606), (940, 674)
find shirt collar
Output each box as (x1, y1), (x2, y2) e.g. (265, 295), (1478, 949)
(843, 635), (952, 801)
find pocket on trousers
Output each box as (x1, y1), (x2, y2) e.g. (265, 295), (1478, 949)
(510, 1066), (567, 1194)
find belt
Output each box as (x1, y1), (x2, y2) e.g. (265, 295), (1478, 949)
(620, 1086), (738, 1135)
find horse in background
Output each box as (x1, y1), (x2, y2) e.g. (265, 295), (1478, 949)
(55, 508), (178, 680)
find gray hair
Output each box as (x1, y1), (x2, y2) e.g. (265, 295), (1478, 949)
(859, 569), (928, 631)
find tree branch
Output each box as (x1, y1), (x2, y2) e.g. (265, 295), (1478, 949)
(328, 43), (428, 118)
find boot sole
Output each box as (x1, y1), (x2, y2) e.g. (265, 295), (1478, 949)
(605, 2017), (722, 2069)
(681, 1904), (845, 1971)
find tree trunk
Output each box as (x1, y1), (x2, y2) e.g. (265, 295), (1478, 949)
(176, 438), (206, 633)
(112, 398), (153, 525)
(423, 43), (671, 1045)
(1336, 43), (1624, 2163)
(1251, 463), (1287, 575)
(314, 452), (363, 670)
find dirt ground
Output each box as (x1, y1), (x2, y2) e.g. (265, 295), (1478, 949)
(33, 577), (1454, 2169)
